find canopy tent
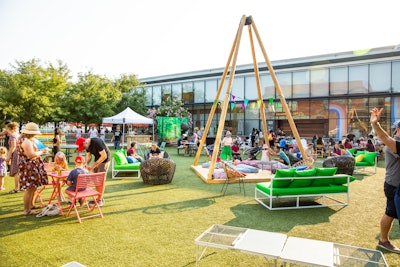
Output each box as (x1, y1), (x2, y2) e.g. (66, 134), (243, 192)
(102, 107), (154, 145)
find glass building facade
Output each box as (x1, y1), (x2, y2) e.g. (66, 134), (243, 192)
(140, 46), (400, 140)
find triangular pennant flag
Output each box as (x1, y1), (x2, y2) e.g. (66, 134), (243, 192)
(244, 99), (249, 108)
(232, 95), (236, 101)
(230, 102), (235, 110)
(257, 100), (261, 108)
(241, 103), (245, 109)
(213, 100), (217, 105)
(269, 98), (274, 106)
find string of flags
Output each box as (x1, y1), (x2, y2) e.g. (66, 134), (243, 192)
(213, 95), (281, 111)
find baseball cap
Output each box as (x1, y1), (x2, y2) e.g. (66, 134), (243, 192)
(393, 120), (400, 129)
(75, 137), (86, 152)
(74, 155), (85, 163)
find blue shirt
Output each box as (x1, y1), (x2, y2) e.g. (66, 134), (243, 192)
(66, 167), (89, 192)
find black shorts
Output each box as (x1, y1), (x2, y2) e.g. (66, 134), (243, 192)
(384, 182), (398, 219)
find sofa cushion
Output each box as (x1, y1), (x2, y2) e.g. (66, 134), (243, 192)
(113, 162), (141, 170)
(113, 151), (128, 165)
(289, 169), (316, 187)
(309, 168), (336, 186)
(272, 168), (295, 188)
(363, 151), (378, 165)
(257, 183), (348, 196)
(355, 154), (364, 162)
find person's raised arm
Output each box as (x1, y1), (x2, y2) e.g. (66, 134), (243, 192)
(370, 107), (396, 153)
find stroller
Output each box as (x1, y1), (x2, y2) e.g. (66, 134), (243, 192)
(243, 146), (262, 160)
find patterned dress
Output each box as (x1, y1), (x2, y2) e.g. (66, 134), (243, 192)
(18, 137), (48, 190)
(8, 132), (19, 176)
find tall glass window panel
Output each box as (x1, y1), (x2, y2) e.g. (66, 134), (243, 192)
(231, 76), (244, 102)
(144, 86), (153, 106)
(275, 101), (291, 120)
(349, 64), (368, 94)
(310, 99), (328, 119)
(260, 73), (275, 100)
(310, 68), (329, 97)
(218, 77), (228, 102)
(348, 98), (369, 137)
(152, 85), (161, 106)
(370, 62), (391, 93)
(194, 81), (205, 103)
(182, 82), (193, 104)
(245, 101), (260, 120)
(328, 99), (348, 140)
(244, 120), (260, 136)
(172, 83), (182, 102)
(161, 84), (172, 103)
(277, 72), (293, 98)
(293, 71), (310, 98)
(330, 67), (348, 95)
(245, 75), (258, 100)
(392, 61), (400, 93)
(205, 79), (218, 103)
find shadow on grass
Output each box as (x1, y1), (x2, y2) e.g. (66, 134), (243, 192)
(226, 202), (337, 233)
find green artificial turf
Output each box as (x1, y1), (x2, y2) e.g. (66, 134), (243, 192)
(0, 147), (399, 266)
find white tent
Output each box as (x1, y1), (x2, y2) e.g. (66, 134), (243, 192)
(102, 107), (154, 144)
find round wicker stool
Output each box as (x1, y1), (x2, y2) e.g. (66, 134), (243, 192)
(140, 158), (176, 185)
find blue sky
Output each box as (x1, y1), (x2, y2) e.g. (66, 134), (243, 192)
(0, 0), (399, 80)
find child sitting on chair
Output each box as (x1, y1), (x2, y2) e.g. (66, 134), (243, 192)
(66, 155), (89, 205)
(53, 151), (68, 172)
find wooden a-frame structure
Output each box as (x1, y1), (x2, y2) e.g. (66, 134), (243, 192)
(193, 15), (307, 182)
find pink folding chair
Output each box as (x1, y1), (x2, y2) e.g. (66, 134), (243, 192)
(65, 172), (106, 223)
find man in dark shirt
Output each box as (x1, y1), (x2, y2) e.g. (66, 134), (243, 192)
(79, 137), (111, 206)
(111, 125), (123, 150)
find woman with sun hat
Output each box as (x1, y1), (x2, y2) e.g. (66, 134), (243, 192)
(18, 122), (49, 215)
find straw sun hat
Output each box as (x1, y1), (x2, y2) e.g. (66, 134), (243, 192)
(21, 122), (41, 135)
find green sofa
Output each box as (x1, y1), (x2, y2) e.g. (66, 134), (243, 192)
(112, 150), (141, 179)
(353, 151), (378, 175)
(255, 167), (355, 210)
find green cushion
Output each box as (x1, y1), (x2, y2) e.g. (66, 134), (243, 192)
(289, 169), (316, 187)
(315, 167), (337, 176)
(113, 151), (128, 165)
(363, 151), (378, 165)
(113, 162), (141, 170)
(257, 183), (348, 196)
(355, 150), (365, 155)
(273, 168), (295, 188)
(347, 148), (355, 156)
(331, 175), (355, 185)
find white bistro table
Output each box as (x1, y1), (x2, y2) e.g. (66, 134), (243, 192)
(195, 224), (287, 266)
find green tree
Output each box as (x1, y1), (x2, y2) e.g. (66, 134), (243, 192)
(0, 59), (70, 124)
(63, 72), (120, 130)
(114, 74), (147, 115)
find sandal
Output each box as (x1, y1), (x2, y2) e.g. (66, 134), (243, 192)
(23, 210), (39, 216)
(8, 189), (20, 194)
(31, 205), (41, 210)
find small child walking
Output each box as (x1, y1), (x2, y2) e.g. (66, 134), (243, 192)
(0, 146), (7, 190)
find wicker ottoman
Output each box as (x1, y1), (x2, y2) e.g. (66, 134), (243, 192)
(140, 158), (176, 185)
(322, 156), (355, 175)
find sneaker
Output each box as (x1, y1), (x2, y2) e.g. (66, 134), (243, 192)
(89, 199), (104, 207)
(378, 240), (400, 254)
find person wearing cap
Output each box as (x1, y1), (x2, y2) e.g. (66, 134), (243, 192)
(221, 131), (233, 160)
(370, 108), (400, 253)
(66, 155), (89, 203)
(18, 122), (49, 215)
(82, 137), (110, 206)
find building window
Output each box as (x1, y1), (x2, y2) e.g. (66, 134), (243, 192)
(349, 64), (368, 94)
(279, 72), (294, 98)
(245, 76), (258, 100)
(370, 62), (391, 92)
(231, 76), (244, 101)
(311, 67), (329, 97)
(161, 84), (171, 103)
(330, 67), (348, 95)
(261, 73), (275, 100)
(172, 83), (182, 102)
(194, 81), (205, 103)
(145, 86), (152, 106)
(392, 61), (400, 93)
(153, 85), (161, 106)
(182, 82), (193, 104)
(205, 79), (217, 103)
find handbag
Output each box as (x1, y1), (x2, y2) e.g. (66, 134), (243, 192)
(36, 203), (60, 217)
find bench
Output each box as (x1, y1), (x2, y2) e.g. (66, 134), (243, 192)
(255, 167), (355, 210)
